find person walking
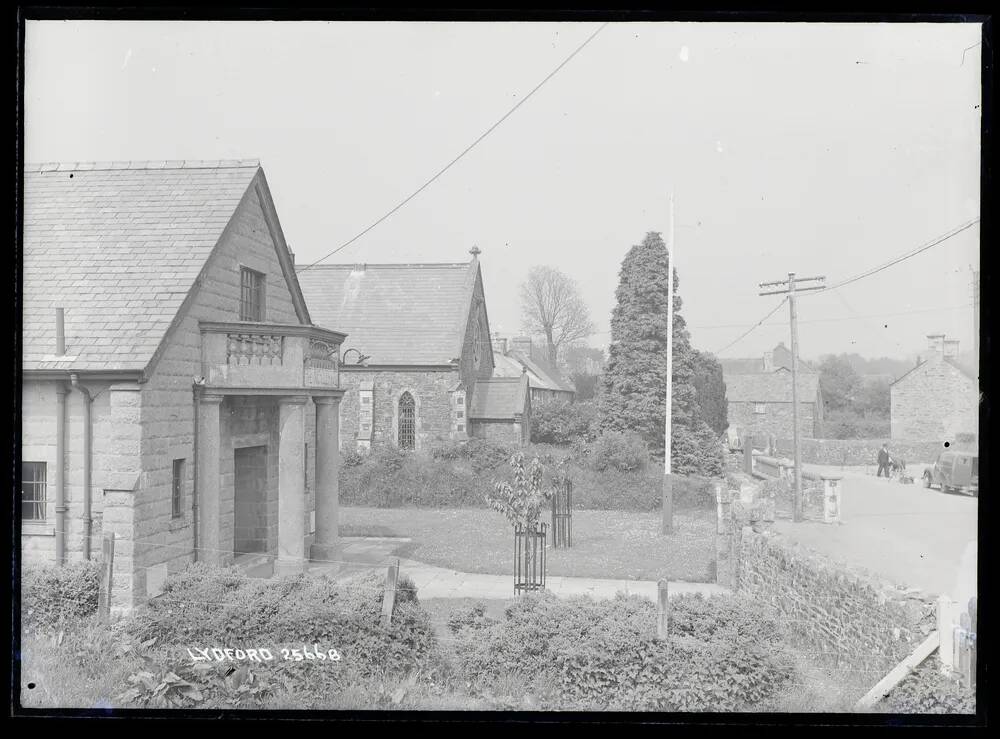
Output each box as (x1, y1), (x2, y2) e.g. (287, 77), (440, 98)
(877, 443), (892, 478)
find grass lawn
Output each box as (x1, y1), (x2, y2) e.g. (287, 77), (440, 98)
(339, 506), (716, 582)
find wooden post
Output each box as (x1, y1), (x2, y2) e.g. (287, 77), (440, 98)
(968, 596), (977, 689)
(98, 531), (115, 623)
(742, 435), (753, 474)
(657, 580), (669, 641)
(381, 559), (399, 628)
(937, 594), (956, 673)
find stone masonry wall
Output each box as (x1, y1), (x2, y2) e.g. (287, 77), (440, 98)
(728, 400), (817, 440)
(469, 418), (526, 446)
(891, 356), (979, 443)
(736, 528), (937, 675)
(21, 379), (114, 565)
(772, 437), (952, 467)
(134, 184), (305, 582)
(338, 368), (461, 452)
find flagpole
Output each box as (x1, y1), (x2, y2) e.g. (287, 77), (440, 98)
(663, 192), (675, 534)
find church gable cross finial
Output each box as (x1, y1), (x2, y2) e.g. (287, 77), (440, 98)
(469, 245), (481, 258)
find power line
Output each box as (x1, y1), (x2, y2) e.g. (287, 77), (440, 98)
(298, 22), (610, 272)
(688, 302), (974, 331)
(712, 297), (788, 355)
(799, 218), (980, 298)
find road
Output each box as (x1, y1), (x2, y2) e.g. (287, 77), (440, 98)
(773, 466), (978, 598)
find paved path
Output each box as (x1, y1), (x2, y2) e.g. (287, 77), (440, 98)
(774, 467), (977, 598)
(302, 537), (728, 602)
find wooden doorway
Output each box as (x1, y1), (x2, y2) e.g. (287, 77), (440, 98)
(234, 445), (268, 554)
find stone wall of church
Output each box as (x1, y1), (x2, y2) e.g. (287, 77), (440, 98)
(338, 368), (464, 452)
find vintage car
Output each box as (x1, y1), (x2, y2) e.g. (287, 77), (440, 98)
(923, 450), (979, 496)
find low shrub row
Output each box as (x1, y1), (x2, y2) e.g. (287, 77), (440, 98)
(879, 660), (976, 714)
(339, 440), (718, 511)
(22, 560), (101, 634)
(448, 591), (795, 711)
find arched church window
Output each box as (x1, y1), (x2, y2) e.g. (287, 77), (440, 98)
(398, 392), (416, 450)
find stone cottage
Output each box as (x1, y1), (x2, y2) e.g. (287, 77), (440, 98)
(890, 334), (978, 443)
(491, 335), (576, 405)
(21, 160), (346, 613)
(724, 368), (824, 440)
(296, 249), (530, 451)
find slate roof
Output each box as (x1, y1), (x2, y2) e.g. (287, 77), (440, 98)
(724, 370), (820, 403)
(891, 354), (979, 386)
(22, 160), (265, 373)
(493, 351), (575, 395)
(296, 262), (478, 365)
(469, 375), (530, 420)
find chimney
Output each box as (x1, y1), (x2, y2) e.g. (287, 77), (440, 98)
(510, 336), (533, 359)
(943, 338), (960, 359)
(762, 350), (774, 372)
(927, 334), (945, 356)
(492, 333), (508, 356)
(288, 247), (295, 266)
(56, 307), (65, 355)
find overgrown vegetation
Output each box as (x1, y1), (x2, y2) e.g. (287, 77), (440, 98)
(817, 354), (892, 439)
(22, 561), (101, 634)
(339, 438), (718, 511)
(877, 660), (976, 714)
(449, 591), (796, 711)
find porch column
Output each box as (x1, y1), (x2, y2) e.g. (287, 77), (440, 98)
(276, 395), (307, 576)
(197, 393), (224, 565)
(311, 396), (341, 562)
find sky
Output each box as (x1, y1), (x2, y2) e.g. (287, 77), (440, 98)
(23, 20), (983, 363)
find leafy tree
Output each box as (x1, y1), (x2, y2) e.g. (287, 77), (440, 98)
(856, 376), (891, 417)
(485, 453), (552, 528)
(818, 354), (864, 413)
(520, 266), (596, 367)
(599, 231), (721, 475)
(691, 350), (728, 436)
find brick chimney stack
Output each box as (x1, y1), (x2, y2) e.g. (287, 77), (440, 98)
(943, 338), (960, 359)
(927, 334), (946, 355)
(492, 332), (508, 356)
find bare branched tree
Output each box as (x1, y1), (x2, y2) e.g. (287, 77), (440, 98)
(519, 266), (596, 367)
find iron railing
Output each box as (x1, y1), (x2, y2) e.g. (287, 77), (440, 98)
(513, 522), (547, 596)
(551, 478), (573, 548)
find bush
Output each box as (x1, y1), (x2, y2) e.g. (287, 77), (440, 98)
(817, 409), (890, 440)
(451, 592), (795, 711)
(592, 431), (649, 472)
(672, 422), (725, 477)
(22, 560), (102, 634)
(879, 660), (976, 714)
(530, 400), (599, 444)
(127, 566), (437, 681)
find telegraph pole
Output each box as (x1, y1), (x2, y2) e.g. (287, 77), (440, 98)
(759, 273), (825, 522)
(663, 193), (675, 534)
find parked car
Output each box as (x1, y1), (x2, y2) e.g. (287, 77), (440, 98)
(923, 450), (978, 496)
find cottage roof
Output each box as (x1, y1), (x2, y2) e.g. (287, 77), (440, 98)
(492, 351), (575, 394)
(22, 159), (300, 375)
(296, 261), (480, 365)
(891, 354), (979, 386)
(724, 370), (820, 403)
(469, 375), (530, 420)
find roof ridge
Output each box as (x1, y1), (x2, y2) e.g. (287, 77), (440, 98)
(25, 159), (261, 173)
(298, 262), (472, 270)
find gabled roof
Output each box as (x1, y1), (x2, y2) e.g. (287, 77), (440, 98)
(891, 353), (979, 387)
(493, 351), (575, 394)
(22, 160), (306, 375)
(469, 375), (530, 420)
(725, 370), (820, 403)
(296, 261), (480, 365)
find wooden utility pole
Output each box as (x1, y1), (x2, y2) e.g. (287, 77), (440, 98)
(759, 273), (825, 522)
(663, 193), (675, 534)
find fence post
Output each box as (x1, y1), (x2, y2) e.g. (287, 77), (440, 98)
(968, 596), (977, 689)
(742, 435), (754, 474)
(957, 597), (977, 688)
(98, 531), (115, 623)
(381, 559), (399, 628)
(657, 580), (669, 641)
(937, 595), (956, 673)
